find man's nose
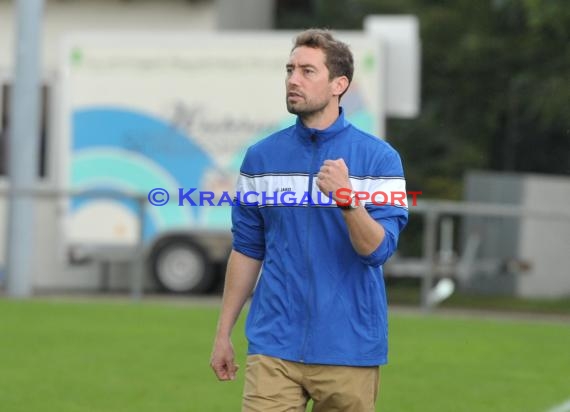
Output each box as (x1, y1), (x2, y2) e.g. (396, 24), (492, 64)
(287, 70), (301, 86)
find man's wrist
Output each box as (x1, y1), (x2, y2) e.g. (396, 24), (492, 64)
(336, 190), (360, 210)
(215, 326), (232, 341)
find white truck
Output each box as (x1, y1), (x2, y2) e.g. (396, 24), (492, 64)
(57, 31), (387, 293)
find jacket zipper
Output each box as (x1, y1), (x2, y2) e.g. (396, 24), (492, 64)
(300, 134), (317, 362)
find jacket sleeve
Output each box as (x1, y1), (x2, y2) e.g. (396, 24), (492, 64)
(231, 148), (266, 261)
(359, 149), (409, 267)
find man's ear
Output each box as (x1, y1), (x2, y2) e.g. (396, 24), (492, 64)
(332, 76), (350, 97)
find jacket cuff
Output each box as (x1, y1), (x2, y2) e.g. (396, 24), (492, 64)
(358, 229), (396, 267)
(232, 242), (265, 261)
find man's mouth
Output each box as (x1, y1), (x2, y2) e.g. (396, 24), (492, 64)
(287, 92), (304, 101)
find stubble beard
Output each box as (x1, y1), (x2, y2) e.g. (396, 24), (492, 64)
(286, 98), (329, 120)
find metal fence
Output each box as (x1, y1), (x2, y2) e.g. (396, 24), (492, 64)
(397, 200), (570, 310)
(0, 187), (147, 299)
(2, 188), (570, 306)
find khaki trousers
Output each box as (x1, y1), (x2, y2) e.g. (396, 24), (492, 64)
(242, 354), (380, 412)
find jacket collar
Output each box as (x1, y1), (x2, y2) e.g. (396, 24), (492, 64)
(294, 107), (350, 143)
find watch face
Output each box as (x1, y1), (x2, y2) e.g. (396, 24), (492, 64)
(349, 192), (359, 209)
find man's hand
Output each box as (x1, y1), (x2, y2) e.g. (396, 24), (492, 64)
(210, 337), (239, 381)
(316, 158), (351, 201)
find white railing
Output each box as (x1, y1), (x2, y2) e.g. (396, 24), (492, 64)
(389, 200), (570, 310)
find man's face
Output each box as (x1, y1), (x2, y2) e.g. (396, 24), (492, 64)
(285, 46), (336, 116)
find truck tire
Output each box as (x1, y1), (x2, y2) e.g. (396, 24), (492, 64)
(150, 238), (214, 294)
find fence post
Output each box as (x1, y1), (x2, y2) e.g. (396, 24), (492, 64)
(130, 196), (145, 300)
(420, 209), (438, 311)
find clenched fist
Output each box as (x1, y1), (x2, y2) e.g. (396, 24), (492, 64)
(316, 158), (352, 202)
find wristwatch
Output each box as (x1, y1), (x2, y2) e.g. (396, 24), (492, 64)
(338, 191), (359, 210)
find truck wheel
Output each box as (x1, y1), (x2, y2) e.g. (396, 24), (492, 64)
(150, 238), (214, 294)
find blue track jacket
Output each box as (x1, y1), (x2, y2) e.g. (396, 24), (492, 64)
(232, 108), (408, 366)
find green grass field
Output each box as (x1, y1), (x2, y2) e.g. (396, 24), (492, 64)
(1, 298), (569, 412)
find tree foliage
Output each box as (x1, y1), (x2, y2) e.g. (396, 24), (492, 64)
(276, 0), (570, 199)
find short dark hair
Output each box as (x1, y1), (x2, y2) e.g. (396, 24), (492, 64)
(292, 29), (354, 94)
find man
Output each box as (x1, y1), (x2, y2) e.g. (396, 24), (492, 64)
(211, 29), (408, 411)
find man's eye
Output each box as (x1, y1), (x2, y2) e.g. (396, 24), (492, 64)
(304, 69), (314, 75)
